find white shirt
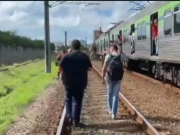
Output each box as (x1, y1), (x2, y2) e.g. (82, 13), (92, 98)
(104, 52), (128, 79)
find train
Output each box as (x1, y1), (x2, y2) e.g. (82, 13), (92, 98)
(95, 1), (180, 87)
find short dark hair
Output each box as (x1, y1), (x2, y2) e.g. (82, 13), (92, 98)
(72, 39), (81, 50)
(62, 50), (66, 54)
(112, 45), (118, 51)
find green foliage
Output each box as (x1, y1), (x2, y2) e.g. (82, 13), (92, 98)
(0, 61), (57, 134)
(0, 30), (55, 51)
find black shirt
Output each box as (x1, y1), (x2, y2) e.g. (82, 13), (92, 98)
(59, 50), (92, 88)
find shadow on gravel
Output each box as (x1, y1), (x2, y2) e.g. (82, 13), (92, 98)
(79, 122), (140, 133)
(147, 116), (180, 123)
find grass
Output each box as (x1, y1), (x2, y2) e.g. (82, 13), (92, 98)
(0, 60), (38, 70)
(0, 60), (57, 134)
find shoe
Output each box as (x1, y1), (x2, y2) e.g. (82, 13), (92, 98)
(108, 111), (112, 114)
(72, 122), (85, 128)
(111, 114), (115, 120)
(68, 118), (72, 123)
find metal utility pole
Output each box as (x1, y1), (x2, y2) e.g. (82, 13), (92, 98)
(44, 1), (51, 73)
(85, 37), (87, 49)
(42, 1), (100, 73)
(108, 30), (111, 49)
(0, 44), (2, 67)
(65, 31), (67, 47)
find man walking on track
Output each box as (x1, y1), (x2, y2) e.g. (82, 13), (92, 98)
(59, 39), (92, 127)
(101, 45), (128, 119)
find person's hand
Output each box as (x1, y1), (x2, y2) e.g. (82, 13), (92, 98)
(101, 78), (105, 84)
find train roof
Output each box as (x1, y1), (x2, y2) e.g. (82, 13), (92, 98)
(97, 1), (171, 38)
(113, 1), (171, 32)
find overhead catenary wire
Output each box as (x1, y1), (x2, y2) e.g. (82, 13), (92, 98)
(105, 2), (131, 33)
(49, 1), (66, 8)
(66, 1), (86, 40)
(66, 2), (81, 40)
(77, 2), (85, 33)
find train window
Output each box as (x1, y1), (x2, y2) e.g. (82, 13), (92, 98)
(164, 10), (172, 36)
(174, 5), (180, 34)
(141, 22), (146, 39)
(137, 23), (141, 40)
(106, 40), (108, 48)
(101, 40), (103, 53)
(126, 29), (129, 43)
(116, 34), (118, 43)
(123, 30), (126, 43)
(104, 39), (106, 50)
(112, 34), (114, 41)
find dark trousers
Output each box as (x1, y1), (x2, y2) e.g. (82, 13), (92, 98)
(65, 85), (84, 123)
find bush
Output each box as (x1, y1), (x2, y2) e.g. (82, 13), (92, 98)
(0, 30), (55, 51)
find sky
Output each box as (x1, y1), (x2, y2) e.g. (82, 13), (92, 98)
(0, 1), (154, 45)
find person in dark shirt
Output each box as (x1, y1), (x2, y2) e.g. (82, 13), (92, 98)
(59, 39), (92, 127)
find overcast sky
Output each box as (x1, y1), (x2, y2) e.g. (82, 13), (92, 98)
(0, 1), (154, 44)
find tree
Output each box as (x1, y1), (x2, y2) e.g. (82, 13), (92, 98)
(0, 30), (55, 51)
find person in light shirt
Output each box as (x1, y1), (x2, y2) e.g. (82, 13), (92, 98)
(101, 45), (128, 119)
(67, 48), (72, 53)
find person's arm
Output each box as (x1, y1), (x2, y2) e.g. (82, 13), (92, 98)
(102, 54), (110, 79)
(56, 54), (61, 60)
(59, 55), (67, 70)
(89, 47), (92, 51)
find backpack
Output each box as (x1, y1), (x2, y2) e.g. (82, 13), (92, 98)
(107, 54), (124, 81)
(55, 60), (59, 66)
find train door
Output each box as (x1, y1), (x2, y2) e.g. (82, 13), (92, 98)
(103, 39), (105, 53)
(100, 40), (103, 54)
(150, 12), (158, 56)
(119, 30), (122, 43)
(112, 34), (114, 42)
(130, 24), (135, 54)
(118, 30), (123, 53)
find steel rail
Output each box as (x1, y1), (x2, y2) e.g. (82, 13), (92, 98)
(56, 106), (66, 135)
(93, 65), (160, 135)
(0, 59), (42, 72)
(56, 65), (160, 135)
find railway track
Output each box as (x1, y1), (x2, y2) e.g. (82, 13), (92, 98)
(0, 59), (41, 72)
(55, 66), (168, 135)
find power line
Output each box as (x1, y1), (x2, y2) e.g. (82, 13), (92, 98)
(104, 2), (131, 33)
(49, 1), (66, 8)
(66, 1), (100, 40)
(77, 2), (85, 32)
(129, 1), (151, 11)
(66, 2), (81, 40)
(67, 1), (85, 40)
